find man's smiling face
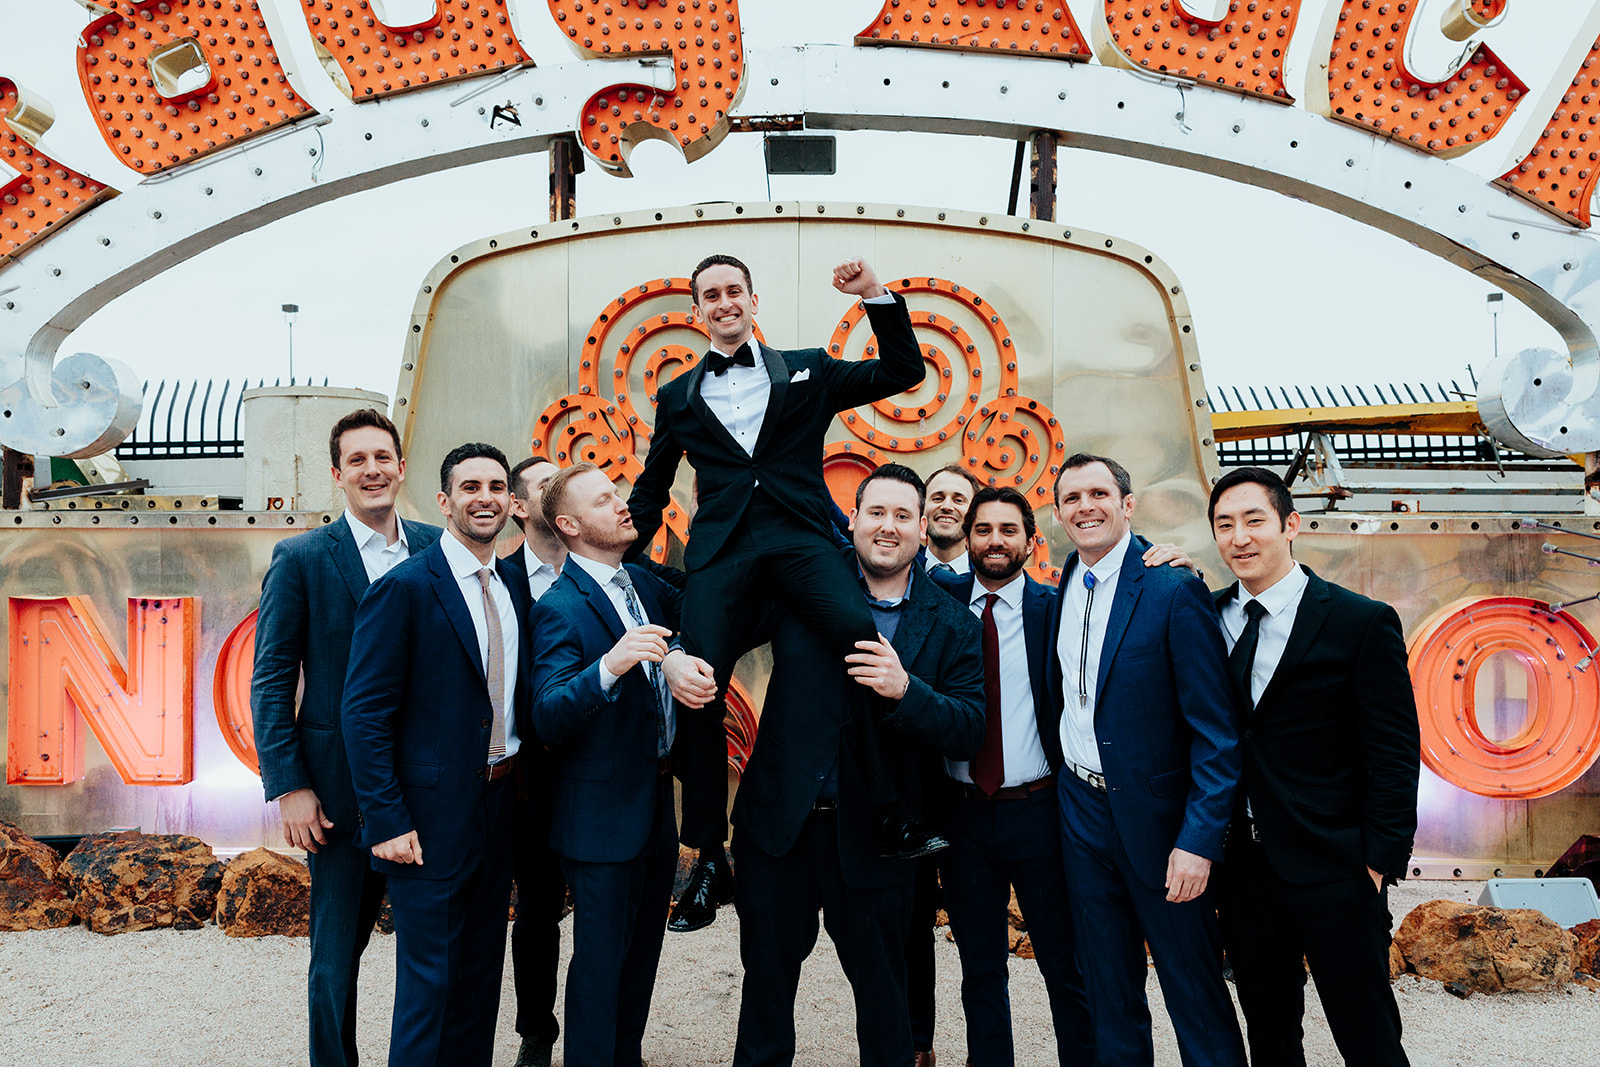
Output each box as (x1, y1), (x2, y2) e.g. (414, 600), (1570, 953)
(1052, 461), (1135, 567)
(692, 263), (758, 350)
(333, 425), (405, 524)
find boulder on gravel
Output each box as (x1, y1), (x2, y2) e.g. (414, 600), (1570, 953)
(1572, 918), (1600, 977)
(0, 821), (75, 930)
(215, 848), (309, 938)
(1394, 899), (1576, 993)
(56, 831), (223, 934)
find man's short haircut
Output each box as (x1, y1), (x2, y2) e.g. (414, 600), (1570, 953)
(539, 461), (600, 537)
(964, 486), (1037, 543)
(855, 463), (926, 514)
(439, 442), (510, 494)
(926, 462), (982, 496)
(1054, 452), (1133, 503)
(328, 407), (402, 468)
(509, 456), (554, 500)
(690, 253), (754, 303)
(1208, 466), (1296, 529)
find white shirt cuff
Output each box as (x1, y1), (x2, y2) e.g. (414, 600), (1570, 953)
(863, 293), (895, 304)
(597, 659), (620, 693)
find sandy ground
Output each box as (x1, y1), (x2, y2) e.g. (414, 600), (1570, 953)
(1, 880), (1595, 1066)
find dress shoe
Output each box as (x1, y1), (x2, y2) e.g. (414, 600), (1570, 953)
(513, 1036), (554, 1067)
(913, 1051), (937, 1067)
(876, 811), (949, 861)
(668, 857), (733, 933)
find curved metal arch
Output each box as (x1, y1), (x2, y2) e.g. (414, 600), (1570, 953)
(0, 43), (1596, 454)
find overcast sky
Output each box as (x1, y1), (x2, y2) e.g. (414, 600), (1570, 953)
(5, 0), (1594, 407)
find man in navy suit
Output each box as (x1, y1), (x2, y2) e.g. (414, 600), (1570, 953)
(1209, 467), (1418, 1067)
(343, 442), (532, 1067)
(529, 461), (708, 1067)
(252, 408), (441, 1067)
(1046, 453), (1245, 1067)
(730, 464), (985, 1067)
(623, 254), (932, 931)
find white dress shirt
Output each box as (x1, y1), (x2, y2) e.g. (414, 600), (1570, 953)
(1218, 563), (1310, 706)
(344, 509), (410, 583)
(440, 530), (520, 761)
(522, 542), (561, 603)
(947, 571), (1051, 788)
(565, 552), (675, 750)
(1056, 530), (1133, 774)
(924, 549), (970, 576)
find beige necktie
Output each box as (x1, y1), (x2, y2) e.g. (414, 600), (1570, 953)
(476, 568), (507, 763)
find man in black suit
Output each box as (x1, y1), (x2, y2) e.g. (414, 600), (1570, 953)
(730, 463), (985, 1067)
(343, 443), (532, 1067)
(1208, 467), (1419, 1067)
(499, 456), (566, 1067)
(252, 408), (441, 1067)
(624, 254), (930, 931)
(529, 461), (703, 1067)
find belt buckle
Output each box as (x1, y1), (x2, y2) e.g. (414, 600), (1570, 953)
(1086, 769), (1106, 791)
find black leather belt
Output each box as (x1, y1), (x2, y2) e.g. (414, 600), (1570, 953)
(812, 797), (838, 813)
(962, 773), (1056, 801)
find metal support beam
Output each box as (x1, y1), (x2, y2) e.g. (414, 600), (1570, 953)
(1030, 130), (1057, 222)
(549, 134), (583, 222)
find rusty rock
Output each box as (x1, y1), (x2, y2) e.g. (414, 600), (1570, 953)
(0, 821), (75, 931)
(1394, 899), (1577, 994)
(1015, 932), (1035, 960)
(1388, 938), (1406, 979)
(215, 848), (309, 938)
(56, 831), (223, 935)
(1573, 919), (1600, 977)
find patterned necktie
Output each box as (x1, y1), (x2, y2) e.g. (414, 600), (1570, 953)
(476, 568), (507, 763)
(1229, 598), (1268, 713)
(930, 561), (957, 577)
(615, 570), (669, 757)
(1078, 569), (1097, 708)
(970, 593), (1006, 796)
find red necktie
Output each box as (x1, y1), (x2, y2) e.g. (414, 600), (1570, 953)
(970, 593), (1005, 796)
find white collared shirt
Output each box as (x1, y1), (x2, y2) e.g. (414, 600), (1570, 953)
(344, 509), (410, 583)
(924, 549), (970, 576)
(947, 571), (1051, 788)
(1219, 563), (1310, 707)
(565, 551), (676, 750)
(440, 530), (520, 762)
(522, 542), (561, 603)
(1056, 530), (1133, 773)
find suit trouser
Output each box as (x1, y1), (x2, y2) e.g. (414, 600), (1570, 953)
(511, 792), (565, 1046)
(559, 774), (677, 1067)
(382, 778), (515, 1067)
(732, 816), (914, 1067)
(1218, 836), (1408, 1067)
(1057, 773), (1246, 1067)
(905, 853), (940, 1053)
(305, 832), (387, 1067)
(941, 782), (1095, 1067)
(678, 495), (891, 851)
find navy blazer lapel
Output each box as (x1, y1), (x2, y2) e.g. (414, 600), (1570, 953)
(751, 341), (789, 457)
(1094, 539), (1147, 701)
(325, 518), (370, 605)
(683, 354), (749, 458)
(1256, 566), (1332, 712)
(567, 561), (628, 641)
(1021, 575), (1051, 718)
(428, 543), (487, 684)
(890, 571), (938, 666)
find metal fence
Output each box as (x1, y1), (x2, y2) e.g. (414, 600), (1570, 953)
(113, 378), (327, 460)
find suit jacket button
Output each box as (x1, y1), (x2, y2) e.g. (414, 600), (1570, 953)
(481, 718), (491, 729)
(475, 767), (486, 779)
(815, 774), (825, 781)
(1244, 729), (1254, 740)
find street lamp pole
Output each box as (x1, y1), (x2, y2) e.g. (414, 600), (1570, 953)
(282, 303), (299, 383)
(1486, 291), (1502, 362)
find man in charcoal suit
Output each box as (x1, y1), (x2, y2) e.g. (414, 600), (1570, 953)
(252, 407), (440, 1067)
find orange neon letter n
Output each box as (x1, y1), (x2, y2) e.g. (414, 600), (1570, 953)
(7, 597), (196, 786)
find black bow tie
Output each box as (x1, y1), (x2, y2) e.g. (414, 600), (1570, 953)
(707, 342), (756, 376)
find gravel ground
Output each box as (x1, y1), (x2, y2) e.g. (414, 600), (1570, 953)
(1, 880), (1595, 1066)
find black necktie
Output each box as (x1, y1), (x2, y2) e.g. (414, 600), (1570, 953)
(1228, 599), (1268, 712)
(707, 342), (756, 376)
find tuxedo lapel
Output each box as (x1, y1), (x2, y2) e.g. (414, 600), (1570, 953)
(325, 519), (369, 606)
(429, 545), (487, 684)
(1094, 543), (1147, 702)
(1255, 566), (1332, 713)
(684, 355), (750, 457)
(751, 342), (788, 457)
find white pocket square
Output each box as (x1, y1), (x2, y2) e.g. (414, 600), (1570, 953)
(789, 369), (810, 383)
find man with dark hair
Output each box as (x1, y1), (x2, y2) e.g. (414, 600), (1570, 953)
(625, 253), (930, 932)
(1208, 466), (1419, 1067)
(530, 461), (704, 1067)
(253, 407), (441, 1067)
(497, 456), (567, 1067)
(731, 462), (985, 1067)
(1047, 452), (1245, 1067)
(343, 442), (531, 1067)
(923, 464), (982, 577)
